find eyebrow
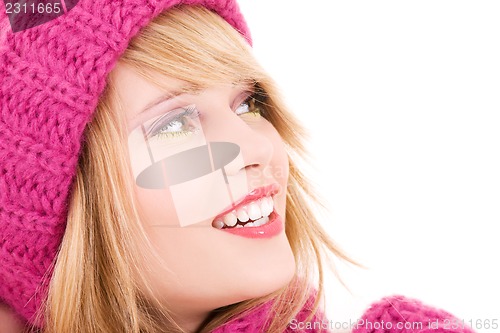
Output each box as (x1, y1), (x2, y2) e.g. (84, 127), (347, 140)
(140, 85), (203, 114)
(140, 91), (185, 114)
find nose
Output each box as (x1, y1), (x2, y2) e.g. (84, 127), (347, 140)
(204, 110), (274, 178)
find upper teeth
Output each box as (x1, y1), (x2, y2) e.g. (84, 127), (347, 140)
(212, 196), (274, 229)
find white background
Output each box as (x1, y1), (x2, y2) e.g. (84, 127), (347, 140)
(238, 1), (500, 332)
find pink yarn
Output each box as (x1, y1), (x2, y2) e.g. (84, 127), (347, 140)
(353, 295), (476, 333)
(0, 0), (250, 326)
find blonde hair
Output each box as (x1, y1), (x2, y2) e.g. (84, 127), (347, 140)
(42, 6), (354, 333)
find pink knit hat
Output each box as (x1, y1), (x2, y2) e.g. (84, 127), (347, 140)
(0, 0), (251, 326)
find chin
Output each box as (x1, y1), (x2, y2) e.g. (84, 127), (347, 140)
(230, 242), (296, 303)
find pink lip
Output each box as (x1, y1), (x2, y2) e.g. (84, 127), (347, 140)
(212, 183), (280, 222)
(211, 183), (284, 239)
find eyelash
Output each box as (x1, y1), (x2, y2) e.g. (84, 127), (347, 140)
(235, 95), (262, 118)
(147, 94), (264, 140)
(146, 105), (200, 140)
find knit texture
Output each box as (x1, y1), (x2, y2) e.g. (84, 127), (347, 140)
(353, 295), (476, 333)
(0, 0), (250, 326)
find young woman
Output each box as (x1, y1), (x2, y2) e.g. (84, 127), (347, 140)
(0, 1), (479, 332)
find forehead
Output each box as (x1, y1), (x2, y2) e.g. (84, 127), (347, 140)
(110, 63), (198, 118)
(111, 62), (254, 106)
(112, 63), (186, 99)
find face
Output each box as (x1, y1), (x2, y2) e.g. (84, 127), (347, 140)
(112, 63), (295, 323)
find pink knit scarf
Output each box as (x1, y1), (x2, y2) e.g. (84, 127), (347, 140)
(211, 295), (476, 333)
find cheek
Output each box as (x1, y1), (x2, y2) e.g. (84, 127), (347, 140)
(253, 120), (290, 213)
(270, 130), (289, 184)
(135, 186), (180, 226)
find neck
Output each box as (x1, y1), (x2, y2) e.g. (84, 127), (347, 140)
(171, 310), (211, 333)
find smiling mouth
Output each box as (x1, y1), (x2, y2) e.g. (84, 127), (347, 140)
(211, 184), (279, 229)
(212, 196), (274, 229)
